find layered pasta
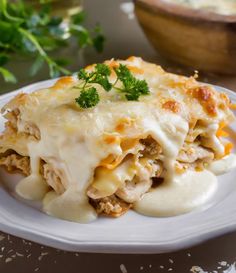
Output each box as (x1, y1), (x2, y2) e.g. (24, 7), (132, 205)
(0, 57), (235, 222)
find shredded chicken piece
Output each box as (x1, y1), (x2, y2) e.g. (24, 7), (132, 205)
(3, 107), (40, 140)
(87, 186), (104, 200)
(22, 122), (41, 140)
(177, 143), (214, 163)
(91, 195), (131, 217)
(43, 163), (65, 194)
(140, 137), (162, 158)
(115, 176), (152, 203)
(0, 153), (30, 175)
(4, 109), (19, 130)
(116, 159), (163, 203)
(88, 137), (163, 203)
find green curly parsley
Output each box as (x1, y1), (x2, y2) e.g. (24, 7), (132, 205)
(75, 63), (150, 109)
(75, 87), (100, 109)
(0, 0), (105, 83)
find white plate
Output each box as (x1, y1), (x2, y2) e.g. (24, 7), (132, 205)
(0, 80), (236, 254)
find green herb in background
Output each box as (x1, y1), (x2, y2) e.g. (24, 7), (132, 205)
(0, 0), (105, 83)
(75, 63), (150, 109)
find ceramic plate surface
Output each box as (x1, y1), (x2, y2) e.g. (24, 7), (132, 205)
(0, 80), (236, 253)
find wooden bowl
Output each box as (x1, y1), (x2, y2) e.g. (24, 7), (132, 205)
(134, 0), (236, 75)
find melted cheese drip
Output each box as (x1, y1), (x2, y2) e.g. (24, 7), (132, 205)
(207, 154), (236, 175)
(134, 170), (217, 217)
(14, 95), (231, 222)
(43, 189), (97, 223)
(15, 99), (194, 222)
(164, 0), (236, 15)
(11, 57), (235, 223)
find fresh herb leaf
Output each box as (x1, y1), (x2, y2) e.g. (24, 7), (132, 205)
(78, 68), (89, 81)
(75, 63), (150, 109)
(77, 63), (112, 91)
(89, 64), (112, 91)
(95, 63), (111, 77)
(0, 1), (105, 83)
(92, 25), (105, 53)
(30, 55), (44, 76)
(75, 87), (100, 109)
(0, 53), (9, 66)
(0, 67), (17, 83)
(114, 64), (150, 101)
(71, 10), (86, 25)
(76, 64), (112, 108)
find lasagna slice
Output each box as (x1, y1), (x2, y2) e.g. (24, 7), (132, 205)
(0, 57), (235, 223)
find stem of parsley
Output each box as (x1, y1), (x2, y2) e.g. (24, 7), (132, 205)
(0, 1), (105, 83)
(75, 63), (150, 109)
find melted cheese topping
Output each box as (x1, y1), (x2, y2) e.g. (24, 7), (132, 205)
(207, 154), (236, 175)
(1, 57), (235, 223)
(134, 170), (217, 217)
(163, 0), (236, 15)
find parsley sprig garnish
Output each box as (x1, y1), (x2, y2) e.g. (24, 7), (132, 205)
(114, 64), (149, 101)
(75, 63), (150, 108)
(0, 0), (105, 83)
(75, 87), (100, 109)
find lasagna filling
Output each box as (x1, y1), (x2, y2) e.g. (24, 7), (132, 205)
(0, 57), (235, 222)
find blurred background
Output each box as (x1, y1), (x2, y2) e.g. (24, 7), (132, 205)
(1, 0), (236, 93)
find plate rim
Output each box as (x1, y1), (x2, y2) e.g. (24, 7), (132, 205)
(0, 79), (236, 254)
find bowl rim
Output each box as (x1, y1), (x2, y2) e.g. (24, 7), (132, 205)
(134, 0), (236, 23)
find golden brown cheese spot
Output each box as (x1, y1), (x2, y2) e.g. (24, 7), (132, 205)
(120, 138), (139, 151)
(219, 94), (231, 111)
(115, 117), (135, 133)
(188, 118), (198, 130)
(13, 93), (28, 106)
(1, 93), (28, 114)
(188, 86), (217, 116)
(103, 135), (120, 145)
(126, 56), (136, 62)
(99, 154), (124, 170)
(162, 100), (181, 113)
(105, 60), (143, 75)
(216, 121), (229, 138)
(52, 76), (75, 90)
(105, 60), (119, 69)
(127, 65), (144, 74)
(229, 103), (236, 110)
(224, 142), (234, 155)
(206, 104), (217, 116)
(85, 64), (96, 71)
(99, 154), (119, 169)
(168, 75), (198, 90)
(220, 93), (230, 105)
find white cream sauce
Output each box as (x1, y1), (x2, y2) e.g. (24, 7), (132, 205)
(15, 95), (236, 222)
(11, 57), (236, 222)
(208, 154), (236, 175)
(43, 189), (97, 223)
(163, 0), (236, 15)
(134, 170), (217, 217)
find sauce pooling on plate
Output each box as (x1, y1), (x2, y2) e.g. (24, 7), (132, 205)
(163, 0), (236, 15)
(0, 57), (235, 223)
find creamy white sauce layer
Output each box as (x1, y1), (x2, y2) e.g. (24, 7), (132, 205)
(15, 98), (234, 222)
(163, 0), (236, 15)
(11, 57), (235, 223)
(134, 170), (217, 217)
(208, 154), (236, 175)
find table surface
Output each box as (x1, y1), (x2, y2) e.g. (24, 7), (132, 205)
(1, 0), (236, 272)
